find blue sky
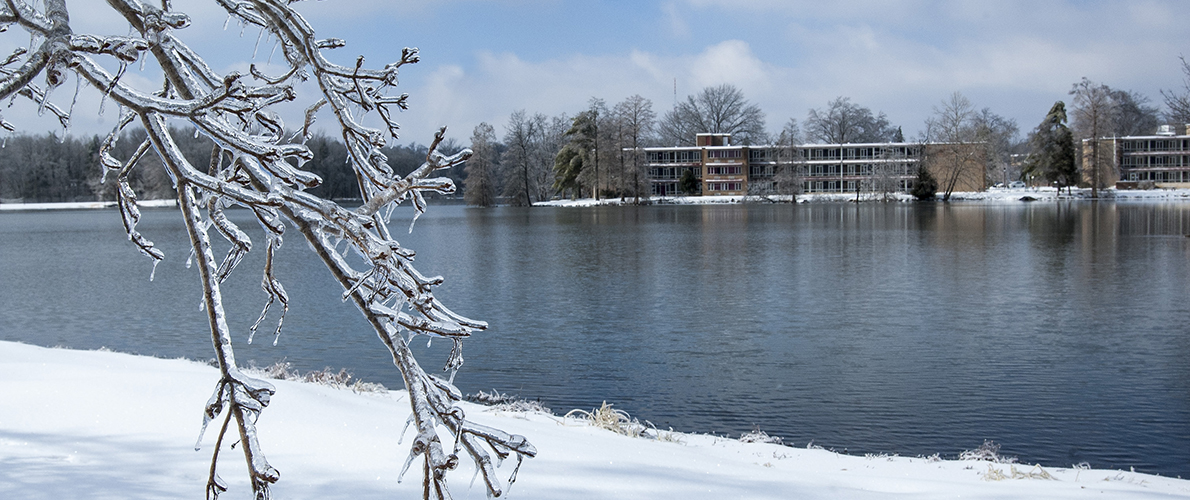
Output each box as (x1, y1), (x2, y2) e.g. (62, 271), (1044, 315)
(10, 1), (1190, 145)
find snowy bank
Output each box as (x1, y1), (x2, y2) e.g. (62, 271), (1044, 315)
(1, 342), (1187, 499)
(536, 187), (1190, 207)
(0, 199), (177, 211)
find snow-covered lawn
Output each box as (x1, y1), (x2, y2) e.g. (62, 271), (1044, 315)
(536, 187), (1190, 207)
(1, 341), (1186, 499)
(0, 199), (177, 211)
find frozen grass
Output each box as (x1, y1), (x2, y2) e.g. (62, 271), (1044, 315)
(564, 401), (647, 438)
(960, 440), (1018, 464)
(244, 359), (388, 394)
(466, 389), (552, 414)
(739, 426), (784, 445)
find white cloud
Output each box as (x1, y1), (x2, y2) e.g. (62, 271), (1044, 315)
(4, 0), (1189, 148)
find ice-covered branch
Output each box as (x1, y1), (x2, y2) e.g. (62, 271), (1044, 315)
(0, 1), (531, 498)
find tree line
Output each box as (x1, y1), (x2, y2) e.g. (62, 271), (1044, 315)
(4, 57), (1187, 204)
(0, 128), (464, 203)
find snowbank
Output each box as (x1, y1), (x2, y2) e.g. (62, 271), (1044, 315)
(536, 188), (1190, 207)
(1, 341), (1186, 499)
(0, 199), (176, 211)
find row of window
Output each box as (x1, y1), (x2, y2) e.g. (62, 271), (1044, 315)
(707, 149), (743, 159)
(803, 146), (919, 161)
(706, 182), (743, 192)
(646, 146), (922, 163)
(1127, 170), (1190, 182)
(648, 164), (915, 180)
(706, 165), (742, 175)
(646, 151), (702, 163)
(1120, 140), (1190, 153)
(805, 164), (913, 177)
(648, 167), (701, 179)
(651, 182), (697, 196)
(1121, 155), (1190, 167)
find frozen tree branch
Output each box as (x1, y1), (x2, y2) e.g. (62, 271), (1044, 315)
(0, 1), (532, 498)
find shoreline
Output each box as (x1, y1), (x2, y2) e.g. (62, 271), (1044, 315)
(1, 340), (1187, 499)
(5, 188), (1190, 212)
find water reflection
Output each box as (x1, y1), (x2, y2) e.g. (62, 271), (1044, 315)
(2, 201), (1190, 476)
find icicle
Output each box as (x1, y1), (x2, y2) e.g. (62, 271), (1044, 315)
(267, 42), (279, 65)
(223, 13), (231, 31)
(448, 368), (458, 385)
(408, 210), (421, 234)
(37, 84), (53, 117)
(397, 413), (415, 445)
(186, 248), (195, 268)
(396, 449), (418, 483)
(99, 62), (128, 116)
(199, 299), (206, 311)
(469, 466), (480, 488)
(383, 202), (396, 225)
(252, 28), (265, 59)
(149, 260), (159, 281)
(507, 454), (525, 489)
(426, 337), (432, 348)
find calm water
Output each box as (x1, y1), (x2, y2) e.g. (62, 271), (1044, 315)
(3, 202), (1190, 476)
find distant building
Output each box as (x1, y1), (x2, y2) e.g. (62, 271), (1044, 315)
(1088, 124), (1190, 189)
(641, 134), (984, 196)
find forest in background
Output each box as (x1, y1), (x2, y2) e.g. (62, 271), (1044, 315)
(3, 56), (1187, 205)
(0, 128), (464, 204)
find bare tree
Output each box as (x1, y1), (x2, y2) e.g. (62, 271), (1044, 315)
(866, 147), (905, 201)
(772, 118), (804, 200)
(0, 2), (533, 499)
(613, 95), (655, 204)
(1162, 56), (1190, 127)
(465, 122), (500, 207)
(658, 84), (765, 146)
(924, 92), (982, 200)
(1111, 89), (1160, 136)
(531, 113), (568, 202)
(805, 97), (896, 144)
(972, 108), (1020, 187)
(501, 110), (542, 206)
(1070, 78), (1117, 197)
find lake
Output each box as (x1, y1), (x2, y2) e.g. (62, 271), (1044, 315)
(2, 201), (1189, 476)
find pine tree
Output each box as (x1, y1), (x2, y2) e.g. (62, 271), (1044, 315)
(911, 164), (938, 200)
(1024, 101), (1078, 193)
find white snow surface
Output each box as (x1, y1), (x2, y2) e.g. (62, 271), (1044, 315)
(1, 341), (1186, 499)
(0, 199), (177, 211)
(536, 187), (1190, 207)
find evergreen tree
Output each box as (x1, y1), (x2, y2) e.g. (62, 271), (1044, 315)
(1023, 101), (1078, 193)
(679, 169), (699, 195)
(911, 164), (938, 200)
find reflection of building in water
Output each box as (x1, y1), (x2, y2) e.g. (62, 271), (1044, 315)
(1087, 124), (1190, 189)
(641, 133), (984, 197)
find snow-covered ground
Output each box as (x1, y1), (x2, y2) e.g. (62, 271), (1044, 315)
(1, 341), (1186, 499)
(536, 187), (1190, 207)
(0, 199), (176, 211)
(2, 188), (1189, 211)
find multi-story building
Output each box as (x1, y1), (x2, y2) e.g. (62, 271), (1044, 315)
(642, 134), (979, 196)
(1091, 124), (1190, 188)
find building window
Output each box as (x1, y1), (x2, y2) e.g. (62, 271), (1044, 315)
(707, 149), (742, 159)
